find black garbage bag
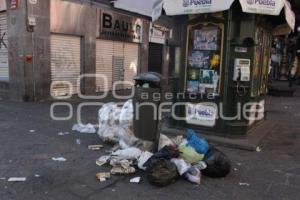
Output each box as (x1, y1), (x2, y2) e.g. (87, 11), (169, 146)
(202, 147), (231, 178)
(144, 145), (179, 169)
(146, 158), (179, 187)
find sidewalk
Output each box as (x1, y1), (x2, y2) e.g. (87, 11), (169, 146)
(0, 88), (299, 200)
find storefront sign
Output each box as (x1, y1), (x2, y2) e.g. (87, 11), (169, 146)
(186, 103), (217, 127)
(98, 9), (143, 43)
(149, 23), (167, 44)
(0, 0), (6, 11)
(10, 0), (19, 10)
(239, 0), (285, 16)
(163, 0), (235, 15)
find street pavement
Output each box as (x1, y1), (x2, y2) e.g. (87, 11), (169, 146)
(0, 88), (299, 200)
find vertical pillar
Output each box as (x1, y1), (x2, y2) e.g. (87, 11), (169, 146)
(139, 20), (150, 73)
(162, 46), (170, 83)
(279, 34), (289, 81)
(7, 0), (29, 101)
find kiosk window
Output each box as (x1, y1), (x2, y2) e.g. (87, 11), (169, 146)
(186, 24), (223, 96)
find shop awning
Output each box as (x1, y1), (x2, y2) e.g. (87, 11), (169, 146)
(284, 0), (295, 31)
(239, 0), (295, 30)
(163, 0), (235, 16)
(112, 0), (295, 30)
(239, 0), (285, 16)
(113, 0), (159, 17)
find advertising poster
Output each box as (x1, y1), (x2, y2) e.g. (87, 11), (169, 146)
(199, 69), (214, 85)
(187, 81), (199, 93)
(186, 24), (222, 96)
(188, 51), (211, 68)
(188, 68), (200, 80)
(194, 28), (219, 51)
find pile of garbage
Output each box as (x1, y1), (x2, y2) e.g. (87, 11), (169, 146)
(95, 100), (231, 187)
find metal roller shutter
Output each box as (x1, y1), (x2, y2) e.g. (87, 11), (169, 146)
(96, 39), (113, 92)
(124, 43), (138, 87)
(0, 12), (8, 81)
(50, 34), (81, 97)
(96, 40), (138, 92)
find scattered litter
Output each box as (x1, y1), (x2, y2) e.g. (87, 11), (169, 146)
(185, 167), (201, 185)
(202, 147), (231, 178)
(0, 177), (6, 180)
(237, 163), (242, 166)
(98, 101), (138, 148)
(72, 123), (96, 134)
(52, 157), (67, 162)
(96, 172), (111, 182)
(34, 174), (40, 178)
(29, 130), (36, 133)
(186, 129), (209, 154)
(110, 159), (136, 175)
(58, 132), (70, 136)
(172, 135), (184, 146)
(146, 158), (179, 187)
(179, 145), (204, 164)
(8, 177), (26, 182)
(158, 134), (175, 150)
(130, 177), (141, 183)
(88, 145), (104, 151)
(171, 158), (191, 175)
(112, 189), (116, 192)
(111, 166), (136, 175)
(194, 161), (207, 170)
(93, 102), (233, 186)
(256, 146), (262, 152)
(234, 168), (238, 171)
(138, 151), (153, 171)
(98, 103), (121, 143)
(144, 146), (179, 169)
(76, 139), (81, 145)
(239, 182), (250, 187)
(112, 147), (142, 160)
(96, 156), (110, 167)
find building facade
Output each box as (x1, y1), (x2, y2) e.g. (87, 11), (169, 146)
(0, 0), (151, 101)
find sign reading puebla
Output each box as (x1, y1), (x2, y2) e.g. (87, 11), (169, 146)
(182, 0), (212, 7)
(239, 0), (285, 15)
(163, 0), (235, 15)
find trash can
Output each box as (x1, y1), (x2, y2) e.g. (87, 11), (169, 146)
(133, 72), (165, 143)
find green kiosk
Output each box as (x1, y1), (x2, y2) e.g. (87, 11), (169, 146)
(113, 0), (295, 137)
(159, 0), (295, 137)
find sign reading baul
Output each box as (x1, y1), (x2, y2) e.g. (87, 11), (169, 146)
(98, 9), (143, 43)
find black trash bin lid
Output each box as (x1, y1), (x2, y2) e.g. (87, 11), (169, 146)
(133, 72), (164, 83)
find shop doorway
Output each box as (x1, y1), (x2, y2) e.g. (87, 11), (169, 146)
(148, 43), (163, 74)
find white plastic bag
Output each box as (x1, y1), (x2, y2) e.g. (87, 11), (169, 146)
(117, 127), (139, 149)
(119, 100), (133, 127)
(72, 123), (96, 134)
(112, 147), (142, 160)
(185, 167), (201, 185)
(98, 103), (121, 126)
(98, 124), (119, 143)
(171, 158), (191, 176)
(98, 103), (121, 142)
(158, 134), (175, 150)
(138, 151), (153, 170)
